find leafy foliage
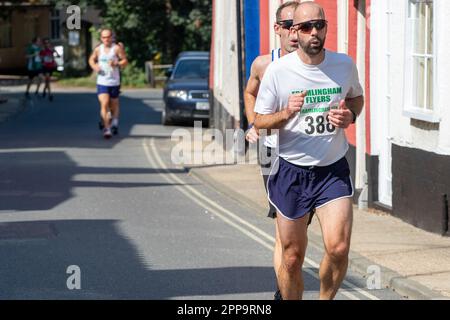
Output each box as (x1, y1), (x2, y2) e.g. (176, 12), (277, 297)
(52, 0), (212, 66)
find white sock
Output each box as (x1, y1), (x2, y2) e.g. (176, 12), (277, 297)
(112, 118), (119, 127)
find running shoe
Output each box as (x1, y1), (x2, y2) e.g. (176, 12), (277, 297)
(274, 290), (283, 300)
(103, 128), (112, 139)
(111, 125), (119, 135)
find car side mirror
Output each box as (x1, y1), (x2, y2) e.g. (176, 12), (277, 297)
(165, 67), (173, 78)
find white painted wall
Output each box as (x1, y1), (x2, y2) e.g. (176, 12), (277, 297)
(371, 0), (393, 206)
(355, 0), (366, 191)
(436, 0), (450, 155)
(212, 0), (241, 123)
(337, 0), (348, 54)
(378, 0), (450, 155)
(370, 0), (450, 205)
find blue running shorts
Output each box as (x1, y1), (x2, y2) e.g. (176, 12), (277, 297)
(97, 84), (121, 99)
(267, 156), (353, 220)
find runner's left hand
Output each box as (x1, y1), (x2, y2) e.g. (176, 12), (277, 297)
(328, 100), (353, 129)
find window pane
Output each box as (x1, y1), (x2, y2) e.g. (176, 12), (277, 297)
(51, 20), (60, 39)
(173, 59), (210, 79)
(427, 57), (433, 110)
(427, 1), (433, 54)
(409, 1), (433, 113)
(411, 1), (433, 55)
(51, 9), (60, 18)
(413, 2), (426, 54)
(412, 56), (425, 109)
(409, 0), (419, 19)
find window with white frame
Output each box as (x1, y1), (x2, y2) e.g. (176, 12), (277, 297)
(404, 0), (437, 122)
(50, 9), (61, 40)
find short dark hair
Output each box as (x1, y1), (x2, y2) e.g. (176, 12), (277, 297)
(276, 1), (299, 22)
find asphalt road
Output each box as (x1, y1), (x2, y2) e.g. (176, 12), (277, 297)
(0, 88), (404, 300)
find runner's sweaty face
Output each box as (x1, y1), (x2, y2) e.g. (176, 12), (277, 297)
(292, 3), (327, 56)
(275, 6), (299, 54)
(100, 30), (113, 47)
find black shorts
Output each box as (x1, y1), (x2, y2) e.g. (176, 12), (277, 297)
(43, 67), (57, 76)
(27, 69), (41, 79)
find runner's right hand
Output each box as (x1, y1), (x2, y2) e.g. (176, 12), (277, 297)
(245, 126), (259, 144)
(284, 91), (307, 120)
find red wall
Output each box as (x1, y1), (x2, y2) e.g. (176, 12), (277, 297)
(259, 0), (270, 54)
(345, 0), (359, 147)
(314, 0), (337, 52)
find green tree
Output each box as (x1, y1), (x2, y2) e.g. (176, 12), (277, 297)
(53, 0), (212, 66)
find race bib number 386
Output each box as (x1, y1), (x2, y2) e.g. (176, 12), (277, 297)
(291, 87), (342, 137)
(298, 105), (338, 137)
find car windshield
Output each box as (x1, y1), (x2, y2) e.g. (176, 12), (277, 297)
(173, 59), (209, 80)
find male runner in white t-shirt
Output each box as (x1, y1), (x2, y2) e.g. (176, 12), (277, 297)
(244, 1), (300, 300)
(254, 1), (364, 300)
(89, 28), (128, 139)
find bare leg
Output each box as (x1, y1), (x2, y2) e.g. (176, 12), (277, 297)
(109, 97), (120, 124)
(273, 221), (282, 281)
(42, 76), (48, 96)
(98, 94), (111, 129)
(35, 74), (42, 94)
(25, 77), (34, 95)
(276, 212), (309, 300)
(46, 74), (53, 100)
(273, 220), (282, 299)
(315, 198), (353, 300)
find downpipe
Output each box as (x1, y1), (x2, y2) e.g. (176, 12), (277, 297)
(442, 194), (449, 236)
(358, 172), (369, 210)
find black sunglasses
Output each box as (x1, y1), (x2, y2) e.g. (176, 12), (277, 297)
(292, 19), (327, 33)
(276, 19), (294, 30)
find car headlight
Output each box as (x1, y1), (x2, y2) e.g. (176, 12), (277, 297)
(167, 90), (188, 100)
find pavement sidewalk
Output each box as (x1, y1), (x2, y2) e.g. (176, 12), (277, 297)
(182, 137), (450, 300)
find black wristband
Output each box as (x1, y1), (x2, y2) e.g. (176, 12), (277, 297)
(248, 123), (254, 130)
(351, 110), (357, 124)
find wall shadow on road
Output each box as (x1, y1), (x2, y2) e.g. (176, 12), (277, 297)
(0, 91), (174, 150)
(0, 219), (319, 299)
(0, 150), (193, 212)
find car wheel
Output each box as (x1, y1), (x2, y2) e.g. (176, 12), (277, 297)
(162, 108), (173, 126)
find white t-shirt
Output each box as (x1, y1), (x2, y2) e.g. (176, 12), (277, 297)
(254, 50), (363, 166)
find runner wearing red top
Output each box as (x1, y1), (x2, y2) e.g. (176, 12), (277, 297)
(40, 38), (59, 101)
